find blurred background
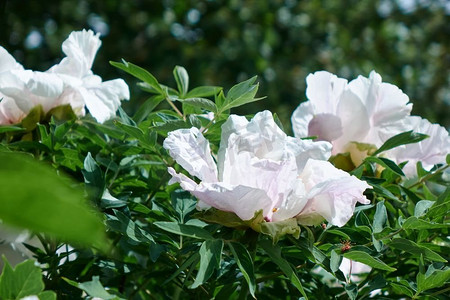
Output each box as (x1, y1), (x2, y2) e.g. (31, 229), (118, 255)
(1, 0), (449, 131)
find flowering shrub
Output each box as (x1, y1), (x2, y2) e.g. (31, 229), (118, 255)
(0, 30), (449, 300)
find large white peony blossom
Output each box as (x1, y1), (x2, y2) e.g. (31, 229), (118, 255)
(0, 30), (129, 124)
(292, 70), (449, 176)
(164, 111), (370, 227)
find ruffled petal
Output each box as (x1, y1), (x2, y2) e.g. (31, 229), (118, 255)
(0, 46), (24, 72)
(388, 116), (450, 177)
(306, 71), (348, 114)
(49, 29), (101, 78)
(0, 96), (26, 124)
(164, 128), (218, 182)
(285, 137), (332, 172)
(298, 160), (370, 227)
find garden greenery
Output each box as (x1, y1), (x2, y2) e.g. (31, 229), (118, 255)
(0, 30), (449, 300)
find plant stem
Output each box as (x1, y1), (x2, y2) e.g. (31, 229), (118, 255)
(406, 164), (449, 189)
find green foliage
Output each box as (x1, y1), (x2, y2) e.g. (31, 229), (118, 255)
(0, 257), (56, 300)
(0, 63), (448, 299)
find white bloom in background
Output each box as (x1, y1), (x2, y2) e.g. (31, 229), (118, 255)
(0, 30), (129, 125)
(387, 116), (450, 176)
(164, 111), (369, 226)
(292, 70), (450, 175)
(48, 29), (130, 123)
(339, 258), (372, 282)
(292, 71), (412, 158)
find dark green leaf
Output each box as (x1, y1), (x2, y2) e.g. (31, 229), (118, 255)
(259, 239), (308, 299)
(133, 95), (165, 124)
(153, 222), (214, 240)
(389, 238), (446, 262)
(417, 267), (450, 293)
(228, 242), (256, 298)
(373, 130), (428, 156)
(181, 98), (217, 112)
(343, 251), (396, 272)
(185, 86), (222, 98)
(373, 201), (388, 234)
(110, 60), (163, 94)
(364, 156), (405, 176)
(0, 125), (25, 133)
(82, 153), (105, 201)
(191, 239), (224, 288)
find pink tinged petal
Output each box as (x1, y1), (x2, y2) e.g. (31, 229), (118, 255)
(192, 182), (273, 221)
(307, 113), (343, 142)
(163, 128), (218, 182)
(306, 71), (348, 114)
(389, 117), (450, 177)
(271, 178), (308, 222)
(298, 160), (370, 227)
(0, 96), (26, 124)
(291, 101), (314, 139)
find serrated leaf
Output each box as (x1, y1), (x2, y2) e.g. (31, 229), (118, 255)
(389, 238), (446, 262)
(228, 242), (256, 298)
(154, 222), (213, 240)
(373, 130), (428, 156)
(259, 239), (308, 299)
(191, 239), (223, 288)
(110, 60), (163, 94)
(343, 251), (396, 271)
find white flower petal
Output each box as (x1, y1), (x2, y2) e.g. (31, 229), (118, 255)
(291, 101), (314, 139)
(286, 137), (332, 172)
(298, 160), (370, 227)
(306, 71), (347, 114)
(164, 128), (218, 182)
(389, 116), (450, 177)
(0, 46), (24, 72)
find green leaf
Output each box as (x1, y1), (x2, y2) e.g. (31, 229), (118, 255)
(173, 65), (189, 96)
(81, 153), (105, 201)
(107, 210), (154, 244)
(373, 201), (388, 234)
(0, 257), (45, 299)
(114, 121), (144, 140)
(191, 239), (224, 288)
(402, 216), (449, 230)
(153, 222), (214, 240)
(343, 251), (396, 272)
(180, 98), (217, 112)
(228, 242), (256, 298)
(364, 156), (405, 176)
(63, 276), (124, 300)
(259, 239), (308, 299)
(110, 60), (163, 94)
(185, 86), (222, 98)
(345, 283), (358, 300)
(389, 238), (446, 262)
(417, 267), (450, 293)
(171, 190), (197, 223)
(330, 250), (342, 273)
(372, 130), (428, 156)
(163, 253), (200, 284)
(0, 152), (106, 248)
(390, 282), (414, 297)
(133, 95), (165, 124)
(0, 125), (25, 133)
(220, 76), (264, 111)
(414, 200), (435, 217)
(38, 290), (57, 300)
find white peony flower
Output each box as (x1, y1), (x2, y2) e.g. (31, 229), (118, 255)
(0, 30), (129, 124)
(339, 258), (372, 282)
(0, 96), (26, 125)
(48, 29), (130, 123)
(387, 116), (450, 177)
(164, 111), (369, 227)
(292, 70), (412, 157)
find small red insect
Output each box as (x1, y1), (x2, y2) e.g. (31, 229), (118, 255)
(340, 240), (353, 252)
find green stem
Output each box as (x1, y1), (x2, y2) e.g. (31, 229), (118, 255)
(407, 164), (449, 189)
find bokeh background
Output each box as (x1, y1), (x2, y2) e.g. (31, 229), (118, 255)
(1, 0), (449, 131)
